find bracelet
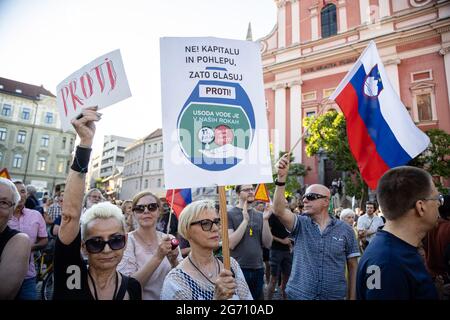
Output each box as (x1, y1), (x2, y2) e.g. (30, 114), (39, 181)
(71, 145), (92, 173)
(274, 178), (286, 186)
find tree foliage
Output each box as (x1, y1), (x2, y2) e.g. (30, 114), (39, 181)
(409, 129), (450, 194)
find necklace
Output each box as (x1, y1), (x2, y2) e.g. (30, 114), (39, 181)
(88, 270), (119, 300)
(188, 255), (220, 286)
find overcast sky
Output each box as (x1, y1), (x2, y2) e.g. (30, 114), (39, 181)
(0, 0), (277, 153)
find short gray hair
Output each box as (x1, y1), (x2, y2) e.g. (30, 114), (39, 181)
(0, 178), (20, 208)
(26, 185), (37, 195)
(80, 202), (127, 240)
(340, 208), (355, 221)
(178, 200), (217, 239)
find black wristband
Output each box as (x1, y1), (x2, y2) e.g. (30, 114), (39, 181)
(71, 145), (92, 173)
(274, 178), (286, 186)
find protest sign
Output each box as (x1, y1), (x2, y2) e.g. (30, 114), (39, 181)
(56, 49), (131, 131)
(160, 37), (273, 189)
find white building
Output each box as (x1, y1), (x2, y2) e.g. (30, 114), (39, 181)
(121, 129), (165, 200)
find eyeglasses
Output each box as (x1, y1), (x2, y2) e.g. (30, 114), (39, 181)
(241, 188), (255, 193)
(420, 194), (444, 207)
(133, 203), (159, 213)
(84, 234), (126, 254)
(190, 218), (221, 231)
(302, 193), (328, 201)
(0, 200), (14, 209)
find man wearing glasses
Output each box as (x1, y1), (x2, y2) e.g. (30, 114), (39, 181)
(273, 154), (360, 300)
(357, 166), (440, 300)
(228, 184), (273, 300)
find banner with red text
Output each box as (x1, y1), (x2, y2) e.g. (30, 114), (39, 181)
(56, 49), (131, 131)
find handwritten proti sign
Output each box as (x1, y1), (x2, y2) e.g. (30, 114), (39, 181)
(56, 49), (131, 131)
(160, 37), (273, 189)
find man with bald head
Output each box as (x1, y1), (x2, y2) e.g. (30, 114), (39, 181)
(273, 154), (360, 300)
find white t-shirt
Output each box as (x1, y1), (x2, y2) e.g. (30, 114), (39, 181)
(356, 214), (384, 242)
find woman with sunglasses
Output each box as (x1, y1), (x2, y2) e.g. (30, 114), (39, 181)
(53, 107), (141, 300)
(117, 191), (182, 300)
(161, 200), (252, 300)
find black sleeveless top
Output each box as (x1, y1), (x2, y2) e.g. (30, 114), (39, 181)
(0, 226), (20, 257)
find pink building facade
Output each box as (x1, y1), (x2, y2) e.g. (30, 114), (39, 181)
(260, 0), (450, 186)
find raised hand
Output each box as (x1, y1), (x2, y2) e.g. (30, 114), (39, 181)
(70, 106), (102, 147)
(242, 200), (249, 222)
(275, 153), (290, 181)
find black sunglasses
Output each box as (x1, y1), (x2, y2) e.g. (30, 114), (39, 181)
(190, 218), (221, 231)
(133, 203), (159, 213)
(84, 234), (126, 254)
(302, 193), (328, 201)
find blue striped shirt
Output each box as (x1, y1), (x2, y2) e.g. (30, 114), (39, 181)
(286, 214), (360, 300)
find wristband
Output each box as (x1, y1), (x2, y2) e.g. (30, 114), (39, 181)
(274, 179), (286, 186)
(71, 145), (92, 173)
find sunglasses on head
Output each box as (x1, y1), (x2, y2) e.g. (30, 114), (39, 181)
(190, 218), (221, 231)
(84, 234), (126, 254)
(133, 203), (159, 213)
(302, 193), (328, 201)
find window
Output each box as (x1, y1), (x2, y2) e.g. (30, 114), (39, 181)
(70, 138), (74, 149)
(41, 135), (49, 147)
(1, 104), (12, 117)
(66, 160), (70, 174)
(45, 112), (53, 124)
(160, 143), (163, 152)
(144, 179), (148, 189)
(153, 144), (157, 153)
(0, 151), (3, 164)
(17, 130), (26, 144)
(306, 111), (316, 118)
(13, 154), (22, 168)
(37, 157), (47, 171)
(57, 161), (64, 173)
(302, 92), (317, 102)
(22, 108), (31, 120)
(157, 178), (161, 188)
(417, 93), (432, 122)
(159, 159), (163, 169)
(0, 128), (6, 141)
(323, 88), (336, 99)
(146, 161), (150, 171)
(62, 137), (66, 149)
(321, 4), (337, 38)
(116, 156), (124, 162)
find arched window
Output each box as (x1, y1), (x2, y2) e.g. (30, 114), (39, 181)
(13, 154), (22, 168)
(321, 4), (337, 38)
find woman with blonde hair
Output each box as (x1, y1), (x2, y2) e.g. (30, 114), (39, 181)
(161, 200), (252, 300)
(54, 107), (141, 300)
(117, 191), (182, 299)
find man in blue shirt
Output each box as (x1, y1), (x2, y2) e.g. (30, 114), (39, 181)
(273, 154), (360, 300)
(357, 166), (440, 300)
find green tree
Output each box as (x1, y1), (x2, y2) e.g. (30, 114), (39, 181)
(303, 110), (368, 199)
(409, 129), (450, 194)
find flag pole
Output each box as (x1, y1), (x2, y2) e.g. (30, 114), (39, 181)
(166, 189), (176, 235)
(218, 186), (230, 270)
(288, 100), (329, 156)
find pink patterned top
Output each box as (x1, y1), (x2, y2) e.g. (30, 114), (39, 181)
(8, 208), (47, 279)
(117, 230), (182, 300)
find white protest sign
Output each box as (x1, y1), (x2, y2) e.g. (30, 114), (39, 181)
(160, 37), (273, 189)
(56, 49), (131, 131)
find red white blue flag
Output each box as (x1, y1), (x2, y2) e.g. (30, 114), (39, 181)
(330, 41), (430, 190)
(166, 188), (192, 218)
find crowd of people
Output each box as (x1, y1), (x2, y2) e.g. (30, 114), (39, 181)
(1, 106), (449, 300)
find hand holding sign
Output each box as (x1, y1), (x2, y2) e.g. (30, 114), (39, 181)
(57, 49), (131, 131)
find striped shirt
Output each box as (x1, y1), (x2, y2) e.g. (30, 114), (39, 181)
(286, 214), (360, 300)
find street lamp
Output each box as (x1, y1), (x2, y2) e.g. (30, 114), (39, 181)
(23, 95), (40, 184)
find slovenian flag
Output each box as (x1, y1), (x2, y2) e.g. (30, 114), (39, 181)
(330, 41), (430, 190)
(166, 188), (192, 218)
